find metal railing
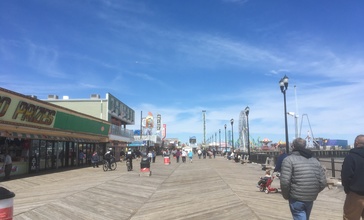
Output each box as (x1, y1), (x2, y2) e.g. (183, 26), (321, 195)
(317, 158), (343, 178)
(244, 152), (345, 179)
(110, 125), (134, 138)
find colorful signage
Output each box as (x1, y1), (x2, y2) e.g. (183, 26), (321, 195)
(162, 124), (166, 140)
(157, 114), (161, 130)
(0, 93), (56, 127)
(145, 112), (154, 128)
(107, 93), (135, 124)
(0, 88), (110, 136)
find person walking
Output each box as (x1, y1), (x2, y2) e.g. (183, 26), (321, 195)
(197, 149), (202, 159)
(120, 150), (125, 162)
(274, 149), (288, 173)
(2, 149), (12, 181)
(181, 150), (187, 163)
(341, 134), (364, 220)
(152, 150), (156, 163)
(147, 151), (153, 163)
(188, 150), (193, 163)
(104, 148), (113, 169)
(280, 138), (327, 220)
(91, 151), (99, 168)
(228, 151), (234, 160)
(126, 149), (134, 171)
(175, 149), (181, 163)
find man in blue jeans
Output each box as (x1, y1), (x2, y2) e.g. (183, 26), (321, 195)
(280, 138), (326, 220)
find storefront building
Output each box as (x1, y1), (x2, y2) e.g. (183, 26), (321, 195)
(0, 88), (110, 178)
(44, 93), (135, 161)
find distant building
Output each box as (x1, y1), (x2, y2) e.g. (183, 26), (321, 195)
(0, 87), (110, 178)
(315, 138), (349, 149)
(45, 93), (135, 159)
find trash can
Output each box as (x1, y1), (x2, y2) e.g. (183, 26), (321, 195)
(140, 156), (151, 176)
(140, 156), (150, 169)
(164, 155), (170, 165)
(0, 187), (15, 220)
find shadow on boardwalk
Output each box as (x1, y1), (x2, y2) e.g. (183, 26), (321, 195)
(0, 156), (344, 220)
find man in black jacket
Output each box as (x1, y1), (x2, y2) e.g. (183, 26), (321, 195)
(104, 148), (113, 169)
(125, 149), (135, 171)
(274, 149), (287, 173)
(341, 134), (364, 220)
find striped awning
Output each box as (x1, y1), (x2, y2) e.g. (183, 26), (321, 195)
(0, 131), (98, 143)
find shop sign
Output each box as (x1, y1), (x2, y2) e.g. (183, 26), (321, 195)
(157, 114), (161, 130)
(0, 93), (56, 128)
(107, 93), (135, 124)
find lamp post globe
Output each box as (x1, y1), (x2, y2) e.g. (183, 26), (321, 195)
(230, 119), (234, 152)
(279, 75), (290, 154)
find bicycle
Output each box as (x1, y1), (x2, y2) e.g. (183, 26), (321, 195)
(103, 157), (117, 171)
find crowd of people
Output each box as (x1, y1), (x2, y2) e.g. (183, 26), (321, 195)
(3, 134), (361, 219)
(81, 135), (364, 219)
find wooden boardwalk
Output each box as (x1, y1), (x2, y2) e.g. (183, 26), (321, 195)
(0, 156), (345, 220)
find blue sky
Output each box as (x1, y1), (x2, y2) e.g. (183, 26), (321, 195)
(1, 0), (364, 146)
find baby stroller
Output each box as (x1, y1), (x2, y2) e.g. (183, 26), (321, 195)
(257, 174), (279, 194)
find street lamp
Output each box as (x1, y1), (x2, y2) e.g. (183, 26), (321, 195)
(224, 124), (227, 155)
(219, 129), (221, 153)
(245, 106), (250, 157)
(211, 135), (213, 149)
(230, 118), (234, 152)
(202, 110), (206, 147)
(214, 132), (217, 151)
(279, 75), (290, 154)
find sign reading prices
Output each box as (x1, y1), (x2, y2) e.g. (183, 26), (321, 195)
(157, 114), (161, 130)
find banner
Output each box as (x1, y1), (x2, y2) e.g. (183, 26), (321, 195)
(162, 124), (166, 140)
(157, 114), (161, 130)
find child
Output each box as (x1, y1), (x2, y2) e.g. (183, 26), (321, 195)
(188, 151), (193, 163)
(257, 170), (271, 187)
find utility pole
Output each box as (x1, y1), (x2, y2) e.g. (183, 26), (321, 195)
(294, 85), (299, 138)
(140, 111), (143, 139)
(202, 110), (206, 147)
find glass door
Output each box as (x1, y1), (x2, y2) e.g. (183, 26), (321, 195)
(78, 143), (85, 166)
(70, 142), (77, 167)
(54, 141), (65, 168)
(39, 140), (48, 170)
(29, 140), (40, 173)
(85, 143), (93, 166)
(47, 141), (55, 169)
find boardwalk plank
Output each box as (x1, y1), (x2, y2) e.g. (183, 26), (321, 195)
(0, 155), (345, 220)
